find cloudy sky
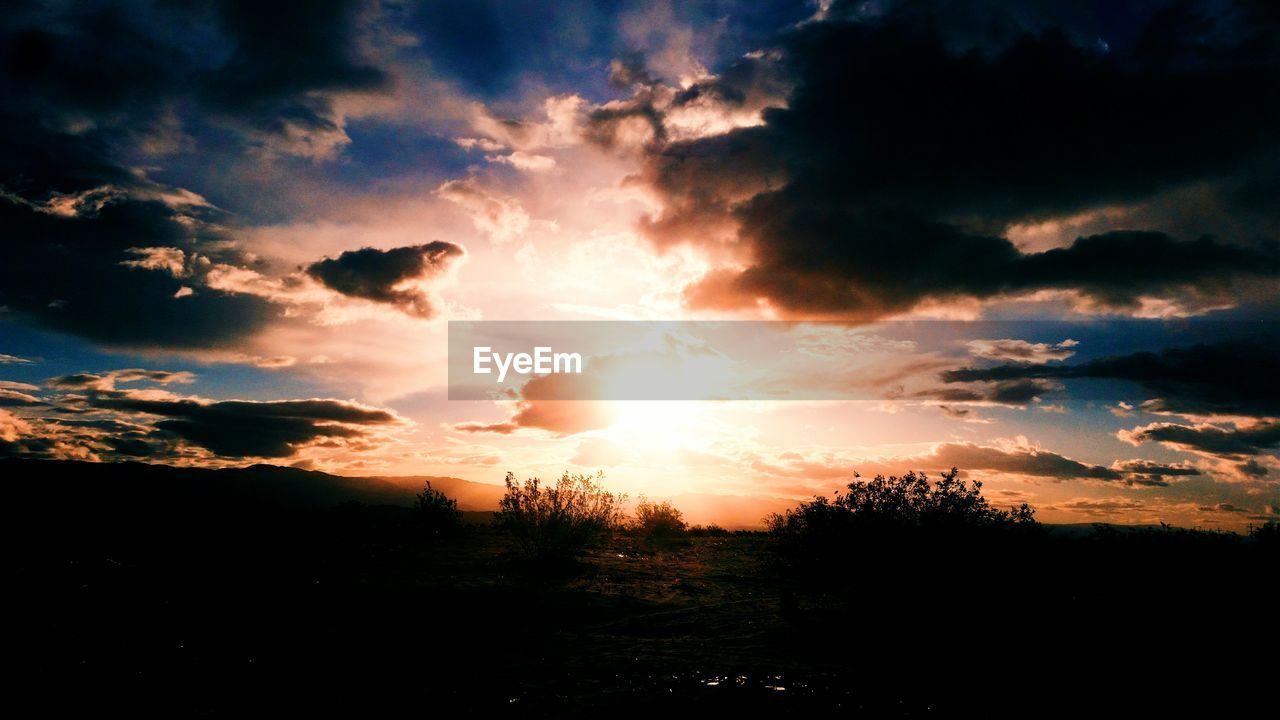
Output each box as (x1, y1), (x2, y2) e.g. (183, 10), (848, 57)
(2, 0), (1277, 528)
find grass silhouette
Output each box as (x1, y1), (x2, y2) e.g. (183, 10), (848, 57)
(5, 458), (1274, 717)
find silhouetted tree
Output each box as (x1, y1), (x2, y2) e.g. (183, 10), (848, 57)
(1249, 520), (1279, 548)
(414, 480), (461, 537)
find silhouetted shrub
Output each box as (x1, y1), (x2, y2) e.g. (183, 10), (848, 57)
(631, 498), (687, 539)
(414, 480), (461, 537)
(495, 471), (625, 560)
(688, 524), (730, 537)
(767, 468), (1038, 559)
(1249, 520), (1279, 548)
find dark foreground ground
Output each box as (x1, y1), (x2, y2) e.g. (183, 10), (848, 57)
(5, 459), (1276, 717)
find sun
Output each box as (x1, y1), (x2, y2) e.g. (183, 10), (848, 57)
(598, 400), (717, 451)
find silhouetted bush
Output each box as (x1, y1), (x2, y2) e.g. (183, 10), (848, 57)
(631, 498), (687, 539)
(767, 468), (1039, 562)
(495, 471), (625, 560)
(687, 524), (730, 537)
(414, 480), (461, 537)
(1249, 520), (1279, 548)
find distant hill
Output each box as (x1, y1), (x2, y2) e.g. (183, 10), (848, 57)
(668, 492), (796, 529)
(365, 474), (506, 510)
(0, 458), (504, 512)
(0, 458), (797, 527)
(1041, 522), (1179, 537)
(3, 459), (1231, 533)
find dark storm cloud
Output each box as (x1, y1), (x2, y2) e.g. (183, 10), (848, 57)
(2, 0), (386, 156)
(839, 441), (1199, 487)
(306, 242), (464, 318)
(1109, 459), (1202, 487)
(586, 92), (669, 148)
(586, 49), (790, 150)
(0, 389), (42, 407)
(200, 0), (385, 110)
(1110, 460), (1202, 478)
(632, 0), (1280, 317)
(0, 412), (159, 461)
(0, 0), (390, 348)
(910, 378), (1061, 407)
(942, 340), (1280, 418)
(0, 187), (275, 347)
(47, 369), (195, 390)
(1236, 458), (1269, 478)
(45, 374), (107, 390)
(1, 361), (403, 461)
(84, 393), (401, 458)
(0, 437), (61, 459)
(1121, 421), (1280, 459)
(928, 442), (1123, 483)
(47, 416), (183, 458)
(1052, 498), (1150, 518)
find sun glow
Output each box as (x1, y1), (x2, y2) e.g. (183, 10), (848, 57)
(599, 400), (718, 451)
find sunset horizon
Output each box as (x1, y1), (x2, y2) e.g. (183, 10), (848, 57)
(5, 0), (1278, 528)
(4, 1), (1278, 714)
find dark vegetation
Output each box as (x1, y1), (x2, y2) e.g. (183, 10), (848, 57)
(686, 523), (730, 537)
(629, 497), (689, 550)
(5, 458), (1275, 718)
(768, 469), (1037, 557)
(495, 471), (625, 563)
(413, 479), (462, 536)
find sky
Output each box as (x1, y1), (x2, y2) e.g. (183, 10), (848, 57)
(1, 0), (1278, 529)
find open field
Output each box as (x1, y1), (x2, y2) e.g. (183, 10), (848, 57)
(7, 459), (1276, 717)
